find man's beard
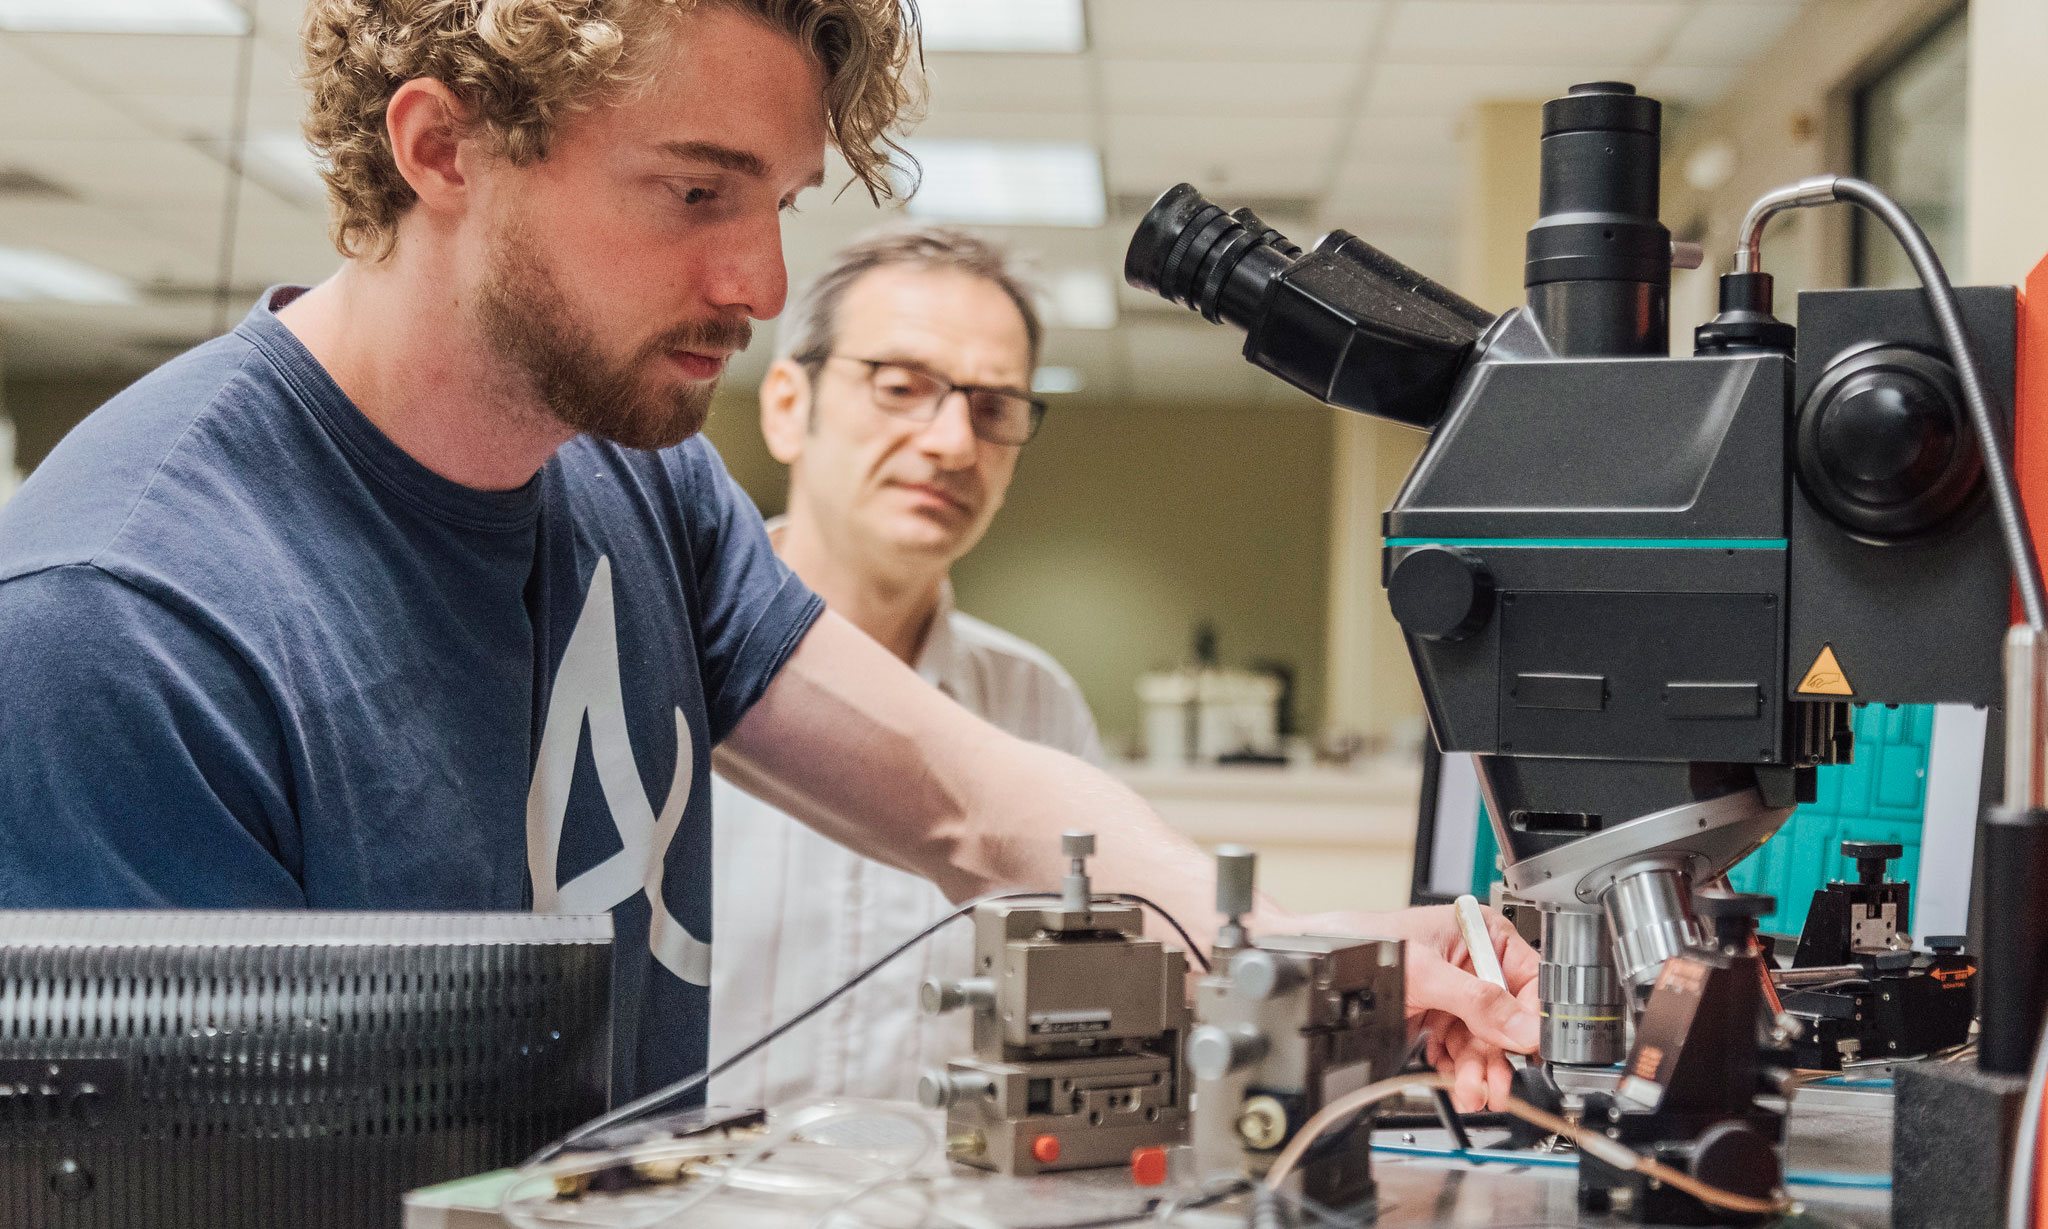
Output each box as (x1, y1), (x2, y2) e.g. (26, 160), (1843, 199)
(474, 222), (751, 451)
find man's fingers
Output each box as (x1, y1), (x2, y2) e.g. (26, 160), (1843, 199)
(1413, 956), (1540, 1054)
(1488, 910), (1541, 991)
(1485, 1046), (1515, 1109)
(1449, 1026), (1491, 1113)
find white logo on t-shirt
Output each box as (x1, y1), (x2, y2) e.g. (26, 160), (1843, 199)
(525, 555), (709, 984)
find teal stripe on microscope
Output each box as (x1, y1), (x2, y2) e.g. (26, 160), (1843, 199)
(1384, 537), (1788, 550)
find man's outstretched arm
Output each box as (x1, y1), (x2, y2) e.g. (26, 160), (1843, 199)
(715, 609), (1540, 1110)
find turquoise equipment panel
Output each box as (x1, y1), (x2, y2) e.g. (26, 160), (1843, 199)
(1470, 703), (1934, 937)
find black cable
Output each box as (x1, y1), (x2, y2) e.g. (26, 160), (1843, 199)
(1429, 1086), (1475, 1151)
(526, 889), (1037, 1166)
(526, 889), (1214, 1166)
(1830, 176), (2048, 630)
(1109, 892), (1213, 972)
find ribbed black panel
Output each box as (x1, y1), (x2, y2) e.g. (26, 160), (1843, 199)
(0, 912), (611, 1229)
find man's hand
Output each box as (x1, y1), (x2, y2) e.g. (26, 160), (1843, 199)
(1300, 903), (1540, 1112)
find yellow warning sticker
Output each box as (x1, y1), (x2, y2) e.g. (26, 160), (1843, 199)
(1797, 644), (1854, 696)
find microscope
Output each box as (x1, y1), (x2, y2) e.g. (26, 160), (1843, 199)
(1128, 81), (2032, 1222)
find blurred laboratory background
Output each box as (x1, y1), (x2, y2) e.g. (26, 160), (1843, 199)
(1, 0), (2038, 910)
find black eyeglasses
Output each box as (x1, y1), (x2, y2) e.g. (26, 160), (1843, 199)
(819, 354), (1048, 446)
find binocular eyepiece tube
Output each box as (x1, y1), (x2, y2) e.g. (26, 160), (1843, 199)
(1123, 184), (1495, 431)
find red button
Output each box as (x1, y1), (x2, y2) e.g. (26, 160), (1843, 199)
(1031, 1134), (1062, 1164)
(1131, 1145), (1168, 1186)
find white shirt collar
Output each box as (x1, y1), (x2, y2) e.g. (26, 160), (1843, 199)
(764, 515), (957, 690)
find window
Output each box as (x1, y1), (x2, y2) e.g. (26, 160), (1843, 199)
(1853, 8), (1968, 288)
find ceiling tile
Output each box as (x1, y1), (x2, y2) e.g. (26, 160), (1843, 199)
(1099, 59), (1360, 117)
(120, 90), (304, 140)
(1661, 1), (1807, 68)
(1382, 1), (1691, 67)
(909, 110), (1094, 143)
(12, 32), (263, 97)
(1343, 112), (1461, 162)
(1364, 61), (1631, 115)
(0, 198), (206, 286)
(1637, 61), (1741, 104)
(0, 137), (232, 208)
(923, 53), (1093, 114)
(1087, 0), (1385, 61)
(1106, 114), (1341, 196)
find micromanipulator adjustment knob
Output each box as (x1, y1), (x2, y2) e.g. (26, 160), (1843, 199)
(1387, 545), (1493, 642)
(1215, 846), (1257, 918)
(1842, 840), (1903, 886)
(1186, 1024), (1270, 1081)
(1229, 948), (1303, 1001)
(918, 1068), (992, 1110)
(920, 977), (996, 1015)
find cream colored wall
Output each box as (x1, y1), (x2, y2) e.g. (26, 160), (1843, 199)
(1457, 102), (1546, 317)
(704, 386), (1339, 748)
(1964, 0), (2048, 286)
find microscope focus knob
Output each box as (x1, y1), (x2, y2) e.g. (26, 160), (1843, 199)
(1842, 840), (1903, 886)
(1387, 546), (1493, 642)
(1186, 1024), (1270, 1081)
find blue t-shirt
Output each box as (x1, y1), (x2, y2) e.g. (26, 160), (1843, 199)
(0, 288), (824, 1101)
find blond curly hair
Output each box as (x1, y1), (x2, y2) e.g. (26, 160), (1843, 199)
(302, 0), (923, 259)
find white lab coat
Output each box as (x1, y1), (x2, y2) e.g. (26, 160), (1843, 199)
(708, 581), (1104, 1107)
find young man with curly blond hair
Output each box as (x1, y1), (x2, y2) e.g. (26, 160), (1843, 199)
(0, 0), (1538, 1109)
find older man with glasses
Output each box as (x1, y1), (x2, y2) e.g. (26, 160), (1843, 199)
(709, 226), (1103, 1106)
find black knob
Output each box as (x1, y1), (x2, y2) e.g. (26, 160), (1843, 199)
(1842, 840), (1902, 886)
(1928, 934), (1967, 955)
(1797, 345), (1982, 542)
(1387, 546), (1493, 642)
(1696, 889), (1775, 952)
(1698, 890), (1776, 918)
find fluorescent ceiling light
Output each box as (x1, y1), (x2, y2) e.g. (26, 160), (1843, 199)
(1032, 366), (1084, 395)
(903, 140), (1104, 228)
(0, 0), (249, 34)
(920, 0), (1084, 53)
(1041, 269), (1117, 330)
(0, 247), (136, 305)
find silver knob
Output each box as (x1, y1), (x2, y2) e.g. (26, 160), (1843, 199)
(1670, 240), (1705, 270)
(1215, 845), (1257, 919)
(1230, 947), (1302, 1001)
(1186, 1023), (1269, 1081)
(920, 976), (996, 1015)
(918, 1068), (990, 1110)
(1061, 831), (1096, 860)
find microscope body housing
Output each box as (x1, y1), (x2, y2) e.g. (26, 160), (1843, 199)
(1389, 281), (2014, 1057)
(1126, 78), (2016, 1083)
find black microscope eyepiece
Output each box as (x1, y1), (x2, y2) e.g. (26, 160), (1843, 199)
(1124, 184), (1299, 329)
(1124, 184), (1495, 429)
